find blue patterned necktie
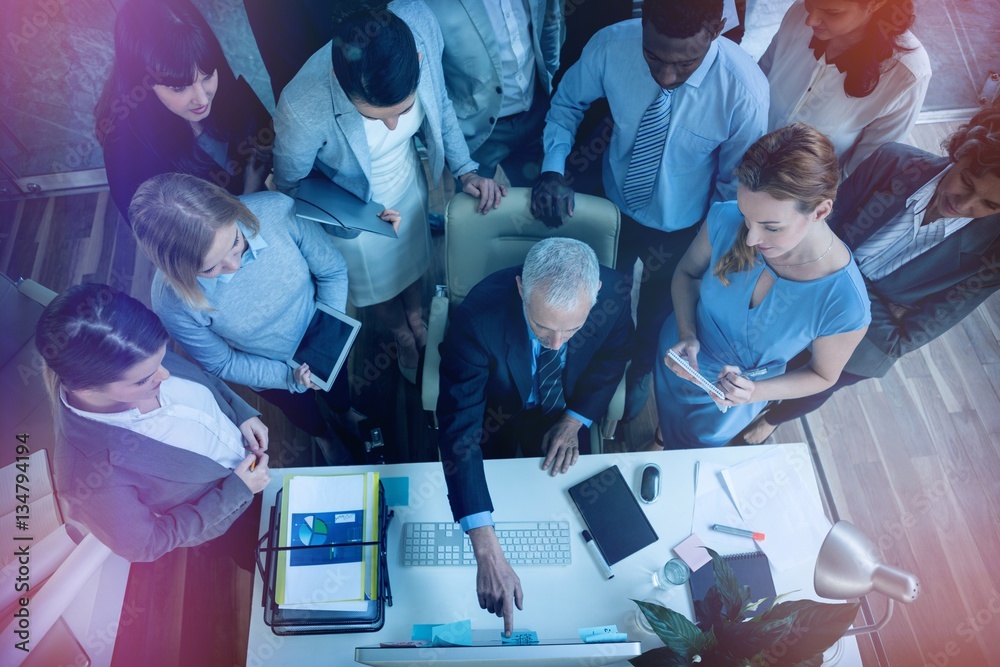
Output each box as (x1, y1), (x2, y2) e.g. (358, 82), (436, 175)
(537, 346), (566, 415)
(622, 88), (673, 212)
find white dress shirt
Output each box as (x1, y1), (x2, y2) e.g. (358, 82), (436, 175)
(63, 376), (248, 470)
(483, 0), (537, 117)
(759, 0), (931, 178)
(853, 165), (974, 281)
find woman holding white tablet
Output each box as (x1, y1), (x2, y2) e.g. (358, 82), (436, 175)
(130, 172), (363, 464)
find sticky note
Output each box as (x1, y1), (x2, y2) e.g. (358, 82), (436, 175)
(578, 625), (625, 643)
(381, 477), (409, 506)
(411, 624), (437, 642)
(674, 533), (712, 572)
(412, 620), (473, 646)
(431, 619), (472, 646)
(501, 630), (539, 645)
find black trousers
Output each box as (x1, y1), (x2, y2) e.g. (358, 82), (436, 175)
(471, 77), (549, 187)
(254, 370), (350, 436)
(616, 216), (701, 379)
(485, 407), (592, 459)
(764, 371), (869, 425)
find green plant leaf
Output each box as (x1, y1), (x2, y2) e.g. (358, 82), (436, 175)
(632, 599), (709, 657)
(716, 614), (797, 657)
(629, 646), (691, 667)
(757, 600), (861, 666)
(744, 597), (769, 613)
(694, 586), (725, 629)
(731, 585), (752, 622)
(768, 590), (801, 610)
(760, 598), (813, 622)
(705, 548), (744, 621)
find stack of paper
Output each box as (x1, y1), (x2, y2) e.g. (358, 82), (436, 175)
(275, 472), (380, 610)
(691, 444), (832, 571)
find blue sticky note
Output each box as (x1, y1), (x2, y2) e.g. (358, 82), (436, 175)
(501, 630), (538, 645)
(578, 625), (626, 643)
(431, 620), (472, 646)
(411, 624), (437, 642)
(381, 477), (409, 506)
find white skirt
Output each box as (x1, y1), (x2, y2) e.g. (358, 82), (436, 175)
(330, 168), (430, 307)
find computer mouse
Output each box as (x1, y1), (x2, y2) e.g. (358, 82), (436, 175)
(639, 463), (660, 503)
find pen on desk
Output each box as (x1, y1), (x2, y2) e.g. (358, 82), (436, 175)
(712, 524), (765, 541)
(582, 530), (614, 579)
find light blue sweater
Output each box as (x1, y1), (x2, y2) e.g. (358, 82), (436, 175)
(152, 191), (349, 393)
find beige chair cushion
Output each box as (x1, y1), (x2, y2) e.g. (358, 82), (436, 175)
(444, 188), (620, 306)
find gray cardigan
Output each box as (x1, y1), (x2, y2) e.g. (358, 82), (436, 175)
(272, 0), (478, 197)
(151, 190), (349, 393)
(53, 352), (258, 563)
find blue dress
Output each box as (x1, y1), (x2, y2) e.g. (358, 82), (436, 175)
(655, 202), (871, 448)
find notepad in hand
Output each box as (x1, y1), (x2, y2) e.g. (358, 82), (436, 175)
(568, 465), (658, 565)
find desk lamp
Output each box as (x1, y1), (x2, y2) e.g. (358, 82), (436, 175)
(814, 520), (920, 636)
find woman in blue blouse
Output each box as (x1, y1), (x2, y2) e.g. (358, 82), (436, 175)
(655, 124), (871, 448)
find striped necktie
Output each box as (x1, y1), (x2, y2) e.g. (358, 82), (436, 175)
(622, 88), (673, 212)
(537, 346), (566, 415)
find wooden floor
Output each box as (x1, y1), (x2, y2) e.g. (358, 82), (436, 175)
(2, 120), (998, 666)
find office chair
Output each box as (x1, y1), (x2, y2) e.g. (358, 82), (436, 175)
(421, 188), (626, 453)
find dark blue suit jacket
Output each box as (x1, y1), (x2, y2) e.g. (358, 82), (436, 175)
(437, 265), (634, 521)
(831, 144), (1000, 377)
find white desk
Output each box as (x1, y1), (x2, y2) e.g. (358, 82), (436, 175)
(245, 444), (862, 666)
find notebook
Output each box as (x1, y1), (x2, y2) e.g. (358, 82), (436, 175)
(567, 465), (658, 565)
(689, 550), (776, 617)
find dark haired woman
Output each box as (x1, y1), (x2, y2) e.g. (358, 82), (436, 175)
(654, 125), (871, 448)
(37, 283), (270, 563)
(273, 0), (505, 382)
(95, 0), (272, 224)
(759, 0), (930, 177)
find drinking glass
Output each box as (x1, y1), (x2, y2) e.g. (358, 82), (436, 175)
(652, 558), (690, 589)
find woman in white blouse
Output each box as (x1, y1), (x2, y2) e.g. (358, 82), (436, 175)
(759, 0), (931, 177)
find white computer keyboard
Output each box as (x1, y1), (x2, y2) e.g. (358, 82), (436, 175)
(402, 521), (572, 566)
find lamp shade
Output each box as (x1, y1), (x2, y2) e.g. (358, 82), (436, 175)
(814, 521), (920, 603)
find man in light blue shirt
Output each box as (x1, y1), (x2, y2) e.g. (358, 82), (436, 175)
(531, 0), (768, 420)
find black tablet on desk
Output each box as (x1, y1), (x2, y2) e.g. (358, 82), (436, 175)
(568, 465), (658, 565)
(288, 304), (361, 392)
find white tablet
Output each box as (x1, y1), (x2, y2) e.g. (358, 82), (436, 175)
(288, 303), (361, 392)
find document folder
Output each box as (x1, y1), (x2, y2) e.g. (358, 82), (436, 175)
(256, 484), (393, 635)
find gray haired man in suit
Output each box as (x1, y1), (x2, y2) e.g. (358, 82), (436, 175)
(743, 103), (1000, 443)
(423, 0), (563, 186)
